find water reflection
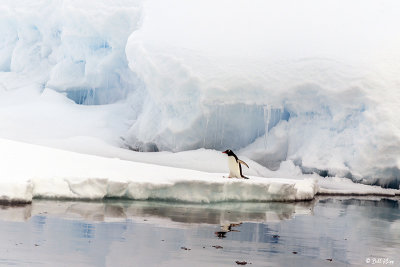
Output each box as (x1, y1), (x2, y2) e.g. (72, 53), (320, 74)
(0, 199), (316, 224)
(0, 197), (398, 267)
(0, 204), (32, 221)
(319, 197), (400, 222)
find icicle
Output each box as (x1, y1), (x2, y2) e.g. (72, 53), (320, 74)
(263, 104), (271, 149)
(271, 107), (275, 128)
(203, 113), (210, 148)
(91, 88), (95, 105)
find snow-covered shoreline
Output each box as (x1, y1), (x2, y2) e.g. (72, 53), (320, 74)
(0, 138), (398, 204)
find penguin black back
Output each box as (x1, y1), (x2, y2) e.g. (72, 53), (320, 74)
(222, 149), (238, 160)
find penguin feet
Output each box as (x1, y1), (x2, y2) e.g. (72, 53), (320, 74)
(223, 175), (249, 179)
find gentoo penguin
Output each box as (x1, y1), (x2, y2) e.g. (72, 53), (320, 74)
(222, 149), (249, 179)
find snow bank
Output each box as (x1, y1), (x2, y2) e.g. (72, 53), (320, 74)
(1, 138), (399, 204)
(32, 176), (317, 203)
(0, 138), (318, 203)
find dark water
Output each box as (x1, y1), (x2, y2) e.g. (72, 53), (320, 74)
(0, 197), (399, 267)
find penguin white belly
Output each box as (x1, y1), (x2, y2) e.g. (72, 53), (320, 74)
(228, 156), (241, 178)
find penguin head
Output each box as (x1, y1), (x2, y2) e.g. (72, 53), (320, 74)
(222, 149), (235, 156)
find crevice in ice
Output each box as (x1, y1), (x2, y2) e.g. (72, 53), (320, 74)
(296, 160), (400, 189)
(65, 88), (97, 105)
(293, 159), (335, 178)
(358, 168), (400, 189)
(120, 137), (159, 152)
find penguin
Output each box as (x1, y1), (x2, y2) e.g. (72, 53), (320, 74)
(222, 149), (249, 179)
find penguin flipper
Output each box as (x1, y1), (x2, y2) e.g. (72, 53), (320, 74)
(242, 176), (250, 179)
(238, 160), (249, 168)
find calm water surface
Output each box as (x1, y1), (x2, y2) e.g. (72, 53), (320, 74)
(0, 197), (399, 267)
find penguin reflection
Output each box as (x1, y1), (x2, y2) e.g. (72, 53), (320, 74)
(215, 222), (242, 238)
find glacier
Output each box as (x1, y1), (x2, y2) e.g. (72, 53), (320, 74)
(0, 0), (400, 189)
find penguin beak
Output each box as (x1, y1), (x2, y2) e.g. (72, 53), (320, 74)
(222, 151), (227, 154)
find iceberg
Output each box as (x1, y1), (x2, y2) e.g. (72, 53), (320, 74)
(0, 0), (399, 188)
